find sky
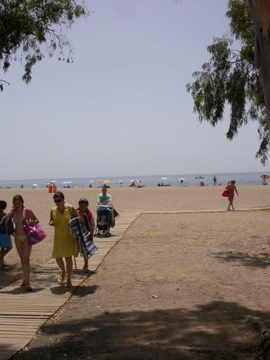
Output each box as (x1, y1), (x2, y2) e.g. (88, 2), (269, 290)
(1, 0), (267, 180)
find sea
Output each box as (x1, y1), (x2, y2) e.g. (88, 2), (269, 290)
(0, 172), (267, 189)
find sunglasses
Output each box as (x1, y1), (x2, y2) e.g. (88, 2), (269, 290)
(54, 199), (63, 203)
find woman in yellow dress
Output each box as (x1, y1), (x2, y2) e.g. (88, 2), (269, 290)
(49, 191), (77, 287)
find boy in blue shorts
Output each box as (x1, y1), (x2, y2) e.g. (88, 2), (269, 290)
(0, 200), (13, 269)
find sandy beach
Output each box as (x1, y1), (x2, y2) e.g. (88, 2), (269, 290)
(1, 184), (270, 215)
(1, 185), (270, 358)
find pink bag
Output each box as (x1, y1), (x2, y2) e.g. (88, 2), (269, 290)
(23, 208), (46, 245)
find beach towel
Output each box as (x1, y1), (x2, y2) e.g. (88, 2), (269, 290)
(69, 217), (98, 256)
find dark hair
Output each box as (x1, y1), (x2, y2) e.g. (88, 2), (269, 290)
(0, 200), (7, 210)
(13, 194), (24, 204)
(53, 191), (65, 201)
(102, 184), (108, 189)
(78, 198), (89, 206)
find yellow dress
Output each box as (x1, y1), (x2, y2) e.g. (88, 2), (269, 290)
(52, 206), (77, 258)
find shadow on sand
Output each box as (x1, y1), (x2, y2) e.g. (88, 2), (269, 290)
(11, 300), (270, 360)
(213, 250), (270, 269)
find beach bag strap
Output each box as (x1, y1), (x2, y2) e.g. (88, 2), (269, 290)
(67, 205), (75, 235)
(24, 207), (28, 221)
(66, 205), (78, 269)
(67, 205), (72, 220)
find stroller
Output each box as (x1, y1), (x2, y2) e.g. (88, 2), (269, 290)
(95, 205), (112, 237)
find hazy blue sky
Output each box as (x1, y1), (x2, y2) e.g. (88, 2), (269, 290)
(1, 0), (267, 180)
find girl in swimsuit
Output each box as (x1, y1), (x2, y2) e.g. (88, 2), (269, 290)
(6, 194), (39, 291)
(226, 180), (239, 210)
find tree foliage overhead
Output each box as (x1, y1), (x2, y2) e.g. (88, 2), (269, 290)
(186, 0), (268, 164)
(0, 0), (87, 90)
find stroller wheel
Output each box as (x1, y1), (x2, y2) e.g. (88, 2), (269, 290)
(97, 233), (100, 238)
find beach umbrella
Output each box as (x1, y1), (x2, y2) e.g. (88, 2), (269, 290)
(117, 180), (124, 187)
(160, 177), (170, 184)
(98, 179), (111, 186)
(179, 177), (185, 182)
(32, 183), (38, 188)
(260, 174), (270, 179)
(130, 179), (139, 183)
(63, 180), (72, 188)
(88, 180), (94, 188)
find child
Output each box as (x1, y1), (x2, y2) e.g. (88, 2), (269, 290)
(76, 198), (95, 273)
(0, 200), (13, 269)
(226, 180), (239, 210)
(98, 215), (108, 230)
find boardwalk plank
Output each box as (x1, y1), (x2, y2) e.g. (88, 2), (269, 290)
(0, 211), (141, 360)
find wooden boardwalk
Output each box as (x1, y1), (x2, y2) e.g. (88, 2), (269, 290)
(0, 211), (141, 360)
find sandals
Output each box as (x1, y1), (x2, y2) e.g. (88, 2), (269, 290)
(18, 280), (33, 291)
(58, 272), (67, 284)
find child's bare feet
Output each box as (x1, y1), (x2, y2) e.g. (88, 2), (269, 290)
(25, 285), (33, 291)
(83, 265), (90, 273)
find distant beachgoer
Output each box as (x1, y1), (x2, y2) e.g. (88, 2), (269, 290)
(0, 200), (13, 270)
(52, 183), (57, 193)
(226, 180), (239, 210)
(7, 195), (39, 291)
(213, 176), (217, 185)
(49, 191), (78, 287)
(261, 175), (267, 185)
(76, 198), (95, 273)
